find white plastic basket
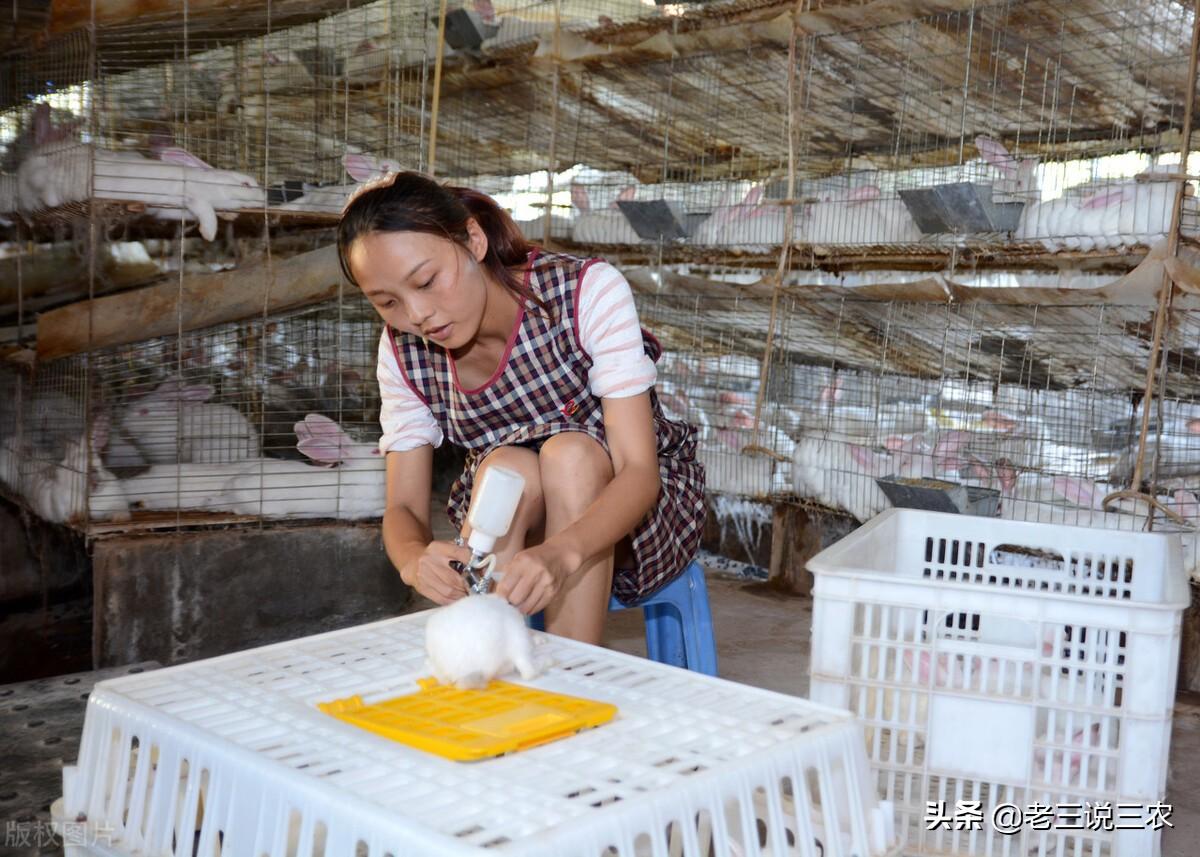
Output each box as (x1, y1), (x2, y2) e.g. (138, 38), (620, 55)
(807, 508), (1189, 857)
(55, 610), (902, 857)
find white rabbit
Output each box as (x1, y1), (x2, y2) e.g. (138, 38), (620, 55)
(975, 135), (1040, 204)
(343, 38), (390, 86)
(425, 594), (544, 689)
(16, 414), (129, 524)
(697, 400), (794, 496)
(119, 380), (259, 465)
(18, 141), (264, 241)
(801, 185), (921, 245)
(692, 186), (799, 248)
(1015, 195), (1081, 250)
(278, 153), (405, 213)
(1082, 179), (1192, 249)
(217, 49), (313, 112)
(570, 184), (643, 245)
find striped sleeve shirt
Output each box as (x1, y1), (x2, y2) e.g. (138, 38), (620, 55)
(377, 261), (656, 453)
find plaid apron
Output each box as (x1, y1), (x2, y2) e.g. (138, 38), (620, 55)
(387, 249), (706, 604)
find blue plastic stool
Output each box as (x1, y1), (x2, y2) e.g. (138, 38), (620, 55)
(529, 560), (717, 676)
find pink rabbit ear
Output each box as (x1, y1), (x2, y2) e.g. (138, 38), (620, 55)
(1174, 489), (1200, 520)
(995, 458), (1019, 494)
(570, 185), (590, 212)
(265, 51), (284, 67)
(343, 153), (379, 182)
(742, 186), (764, 207)
(302, 410), (345, 434)
(473, 0), (496, 23)
(975, 135), (1016, 175)
(158, 147), (214, 170)
(1081, 186), (1134, 209)
(1052, 476), (1095, 508)
(354, 38), (378, 55)
(848, 185), (881, 202)
(616, 185), (637, 202)
(297, 436), (346, 464)
(180, 384), (214, 402)
(91, 413), (111, 452)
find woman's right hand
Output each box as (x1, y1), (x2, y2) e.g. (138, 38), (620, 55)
(406, 540), (472, 604)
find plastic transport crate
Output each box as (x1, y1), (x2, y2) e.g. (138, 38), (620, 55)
(808, 508), (1188, 857)
(53, 610), (903, 857)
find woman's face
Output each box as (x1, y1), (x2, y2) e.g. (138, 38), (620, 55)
(349, 221), (489, 349)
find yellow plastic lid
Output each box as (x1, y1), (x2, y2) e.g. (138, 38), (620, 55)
(318, 678), (618, 762)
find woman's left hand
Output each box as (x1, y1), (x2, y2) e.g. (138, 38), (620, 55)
(496, 540), (582, 615)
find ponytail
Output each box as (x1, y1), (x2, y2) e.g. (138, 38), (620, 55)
(337, 171), (548, 315)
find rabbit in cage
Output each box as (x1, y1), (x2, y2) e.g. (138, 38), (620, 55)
(17, 133), (264, 241)
(799, 185), (921, 246)
(691, 185), (799, 248)
(0, 413), (130, 524)
(974, 135), (1040, 205)
(118, 379), (259, 465)
(570, 184), (643, 245)
(279, 153), (405, 213)
(696, 398), (794, 497)
(260, 370), (372, 460)
(216, 49), (314, 113)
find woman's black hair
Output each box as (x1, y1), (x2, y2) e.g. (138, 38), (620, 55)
(337, 171), (547, 314)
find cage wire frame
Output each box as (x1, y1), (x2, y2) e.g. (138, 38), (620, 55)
(0, 0), (448, 536)
(1, 0), (1200, 551)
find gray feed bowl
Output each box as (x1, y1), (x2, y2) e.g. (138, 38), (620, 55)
(898, 182), (1025, 234)
(616, 200), (690, 241)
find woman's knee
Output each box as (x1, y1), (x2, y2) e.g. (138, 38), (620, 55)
(539, 433), (614, 515)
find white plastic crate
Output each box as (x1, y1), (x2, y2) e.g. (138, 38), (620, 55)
(54, 610), (902, 857)
(807, 508), (1188, 857)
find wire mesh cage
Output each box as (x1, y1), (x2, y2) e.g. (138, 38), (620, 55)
(0, 0), (437, 236)
(635, 268), (1200, 583)
(398, 0), (1200, 264)
(0, 294), (387, 532)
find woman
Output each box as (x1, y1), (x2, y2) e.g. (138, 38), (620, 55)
(338, 171), (705, 644)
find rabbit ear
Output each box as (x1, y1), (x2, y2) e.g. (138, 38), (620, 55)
(616, 185), (636, 203)
(473, 0), (496, 23)
(975, 135), (1016, 175)
(354, 38), (378, 55)
(159, 147), (214, 170)
(302, 413), (344, 436)
(343, 153), (379, 182)
(1173, 489), (1200, 520)
(847, 185), (881, 203)
(297, 436), (346, 464)
(1081, 186), (1134, 209)
(91, 413), (111, 452)
(1052, 476), (1095, 508)
(570, 185), (590, 212)
(742, 186), (764, 207)
(173, 384), (214, 402)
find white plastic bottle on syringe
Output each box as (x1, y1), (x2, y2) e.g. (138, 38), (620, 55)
(456, 465), (525, 594)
